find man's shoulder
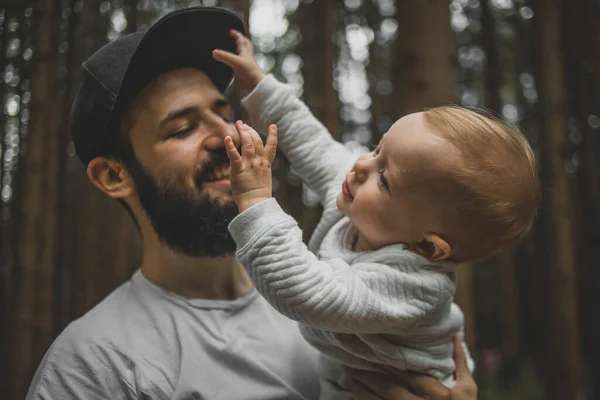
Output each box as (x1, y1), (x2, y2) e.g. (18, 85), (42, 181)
(56, 278), (137, 351)
(26, 280), (142, 399)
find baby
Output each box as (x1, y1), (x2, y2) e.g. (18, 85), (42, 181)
(214, 31), (539, 399)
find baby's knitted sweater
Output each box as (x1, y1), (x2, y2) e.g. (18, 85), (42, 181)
(228, 75), (474, 388)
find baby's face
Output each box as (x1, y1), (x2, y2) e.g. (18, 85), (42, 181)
(337, 112), (453, 251)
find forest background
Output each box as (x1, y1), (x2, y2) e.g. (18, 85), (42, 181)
(1, 0), (599, 399)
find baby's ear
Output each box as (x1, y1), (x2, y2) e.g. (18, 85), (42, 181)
(412, 233), (451, 262)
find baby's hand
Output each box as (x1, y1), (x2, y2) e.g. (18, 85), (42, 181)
(225, 121), (278, 212)
(213, 30), (266, 93)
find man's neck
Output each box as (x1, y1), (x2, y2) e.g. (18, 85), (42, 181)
(140, 239), (253, 300)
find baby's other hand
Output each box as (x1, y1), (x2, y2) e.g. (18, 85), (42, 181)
(213, 30), (266, 93)
(225, 121), (277, 212)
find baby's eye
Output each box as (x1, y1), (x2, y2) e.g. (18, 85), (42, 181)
(373, 143), (382, 155)
(378, 169), (390, 193)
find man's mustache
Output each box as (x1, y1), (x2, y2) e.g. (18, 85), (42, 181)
(195, 149), (232, 184)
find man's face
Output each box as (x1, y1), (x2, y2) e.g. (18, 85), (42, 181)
(125, 68), (240, 257)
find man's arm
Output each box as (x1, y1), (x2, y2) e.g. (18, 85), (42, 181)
(26, 325), (137, 400)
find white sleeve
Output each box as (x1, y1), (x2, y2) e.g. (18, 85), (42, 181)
(229, 198), (449, 334)
(242, 75), (357, 206)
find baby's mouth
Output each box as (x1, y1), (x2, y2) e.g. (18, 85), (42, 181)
(342, 178), (354, 200)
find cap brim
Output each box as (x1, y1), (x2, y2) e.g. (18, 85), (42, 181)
(112, 6), (246, 121)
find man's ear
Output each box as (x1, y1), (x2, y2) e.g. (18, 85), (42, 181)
(87, 157), (134, 199)
(411, 233), (452, 262)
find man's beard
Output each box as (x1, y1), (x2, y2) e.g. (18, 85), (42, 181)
(128, 151), (238, 257)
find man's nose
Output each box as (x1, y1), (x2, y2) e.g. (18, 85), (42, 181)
(204, 120), (240, 151)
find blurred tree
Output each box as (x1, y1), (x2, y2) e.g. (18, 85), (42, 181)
(481, 0), (501, 113)
(393, 0), (456, 116)
(531, 0), (581, 398)
(562, 0), (600, 395)
(11, 0), (64, 397)
(481, 0), (519, 378)
(0, 3), (18, 396)
(274, 0), (338, 242)
(298, 0), (338, 138)
(365, 0), (384, 145)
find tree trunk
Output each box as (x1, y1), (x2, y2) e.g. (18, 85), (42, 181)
(505, 0), (546, 377)
(582, 0), (600, 391)
(480, 0), (502, 114)
(10, 0), (64, 397)
(562, 0), (600, 394)
(393, 0), (456, 116)
(365, 1), (383, 145)
(533, 0), (581, 398)
(481, 0), (520, 374)
(298, 0), (339, 137)
(125, 0), (138, 34)
(0, 4), (18, 397)
(296, 0), (338, 241)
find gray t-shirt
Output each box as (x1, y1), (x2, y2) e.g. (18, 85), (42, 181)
(26, 270), (320, 400)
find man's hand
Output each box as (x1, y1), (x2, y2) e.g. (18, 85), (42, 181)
(225, 121), (277, 212)
(213, 29), (266, 93)
(347, 336), (477, 400)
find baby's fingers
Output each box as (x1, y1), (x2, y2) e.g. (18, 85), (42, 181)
(244, 123), (265, 158)
(265, 125), (278, 163)
(236, 121), (255, 160)
(224, 136), (243, 172)
(229, 29), (254, 56)
(212, 49), (243, 70)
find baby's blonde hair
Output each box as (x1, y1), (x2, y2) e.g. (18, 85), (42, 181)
(422, 105), (540, 262)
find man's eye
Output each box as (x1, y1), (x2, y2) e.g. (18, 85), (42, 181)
(170, 125), (195, 138)
(373, 144), (381, 155)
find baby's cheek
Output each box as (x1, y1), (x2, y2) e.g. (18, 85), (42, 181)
(335, 193), (348, 215)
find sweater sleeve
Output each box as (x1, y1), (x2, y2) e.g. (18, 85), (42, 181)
(242, 75), (357, 206)
(229, 198), (450, 334)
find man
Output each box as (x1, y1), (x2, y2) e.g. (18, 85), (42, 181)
(26, 6), (476, 400)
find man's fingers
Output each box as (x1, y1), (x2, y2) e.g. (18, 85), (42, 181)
(265, 124), (278, 163)
(345, 368), (421, 400)
(452, 335), (477, 397)
(381, 366), (450, 400)
(347, 378), (384, 400)
(453, 336), (469, 381)
(236, 121), (255, 160)
(224, 136), (243, 172)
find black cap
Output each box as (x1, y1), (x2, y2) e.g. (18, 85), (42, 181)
(69, 6), (246, 166)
